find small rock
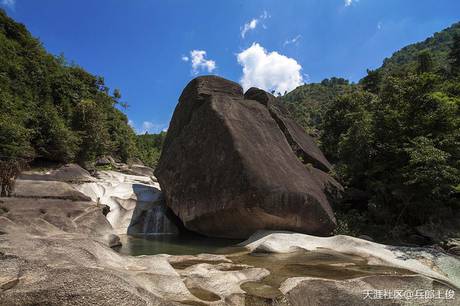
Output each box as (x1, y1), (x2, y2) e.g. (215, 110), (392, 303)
(95, 156), (113, 166)
(446, 238), (460, 249)
(105, 234), (122, 248)
(128, 157), (144, 166)
(128, 165), (154, 177)
(448, 246), (460, 256)
(1, 278), (19, 290)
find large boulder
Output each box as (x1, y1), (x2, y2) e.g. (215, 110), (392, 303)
(155, 76), (341, 239)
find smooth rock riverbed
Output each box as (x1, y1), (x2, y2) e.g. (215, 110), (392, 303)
(1, 166), (459, 305)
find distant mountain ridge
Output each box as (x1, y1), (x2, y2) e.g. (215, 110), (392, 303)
(380, 21), (460, 74)
(281, 20), (460, 135)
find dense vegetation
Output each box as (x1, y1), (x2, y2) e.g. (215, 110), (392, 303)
(283, 77), (355, 137)
(0, 10), (165, 169)
(135, 131), (166, 168)
(283, 22), (460, 241)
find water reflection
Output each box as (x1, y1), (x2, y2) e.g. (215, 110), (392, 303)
(117, 233), (242, 256)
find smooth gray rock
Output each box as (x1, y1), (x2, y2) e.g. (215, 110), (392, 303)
(19, 163), (96, 183)
(281, 275), (459, 306)
(12, 180), (92, 202)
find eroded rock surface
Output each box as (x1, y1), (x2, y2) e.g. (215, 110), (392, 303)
(1, 195), (458, 305)
(74, 170), (179, 235)
(241, 231), (460, 289)
(155, 76), (341, 239)
(12, 180), (92, 201)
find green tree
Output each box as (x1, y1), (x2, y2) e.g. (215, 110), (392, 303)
(361, 69), (381, 94)
(74, 99), (111, 162)
(450, 34), (460, 76)
(417, 50), (433, 74)
(32, 102), (79, 162)
(0, 10), (138, 166)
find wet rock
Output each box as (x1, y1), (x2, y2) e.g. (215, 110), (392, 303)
(128, 197), (180, 236)
(155, 76), (340, 239)
(105, 233), (122, 248)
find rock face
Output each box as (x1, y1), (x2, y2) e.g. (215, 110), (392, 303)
(155, 76), (341, 239)
(74, 170), (179, 235)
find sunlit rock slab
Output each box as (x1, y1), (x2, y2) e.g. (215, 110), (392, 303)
(241, 231), (460, 289)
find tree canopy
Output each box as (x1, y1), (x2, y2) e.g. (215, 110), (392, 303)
(282, 21), (460, 239)
(0, 9), (152, 166)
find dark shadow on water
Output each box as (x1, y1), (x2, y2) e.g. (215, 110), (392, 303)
(118, 232), (242, 256)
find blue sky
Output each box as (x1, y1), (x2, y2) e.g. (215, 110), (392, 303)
(2, 0), (460, 133)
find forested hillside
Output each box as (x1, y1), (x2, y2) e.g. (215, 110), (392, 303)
(0, 9), (139, 165)
(282, 77), (355, 137)
(136, 131), (166, 168)
(378, 21), (460, 75)
(282, 22), (460, 241)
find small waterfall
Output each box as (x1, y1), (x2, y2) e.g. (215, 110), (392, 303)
(142, 203), (178, 234)
(128, 199), (180, 235)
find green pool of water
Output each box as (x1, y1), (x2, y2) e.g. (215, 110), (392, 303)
(117, 234), (418, 302)
(117, 234), (242, 256)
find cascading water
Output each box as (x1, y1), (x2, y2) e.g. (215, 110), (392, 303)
(128, 200), (179, 235)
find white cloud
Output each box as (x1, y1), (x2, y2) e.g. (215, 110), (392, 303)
(188, 50), (216, 75)
(236, 43), (304, 94)
(128, 120), (167, 134)
(377, 21), (383, 30)
(181, 55), (189, 62)
(241, 11), (270, 38)
(344, 0), (359, 7)
(1, 0), (15, 8)
(140, 121), (167, 134)
(128, 119), (135, 129)
(283, 35), (302, 47)
(241, 19), (258, 39)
